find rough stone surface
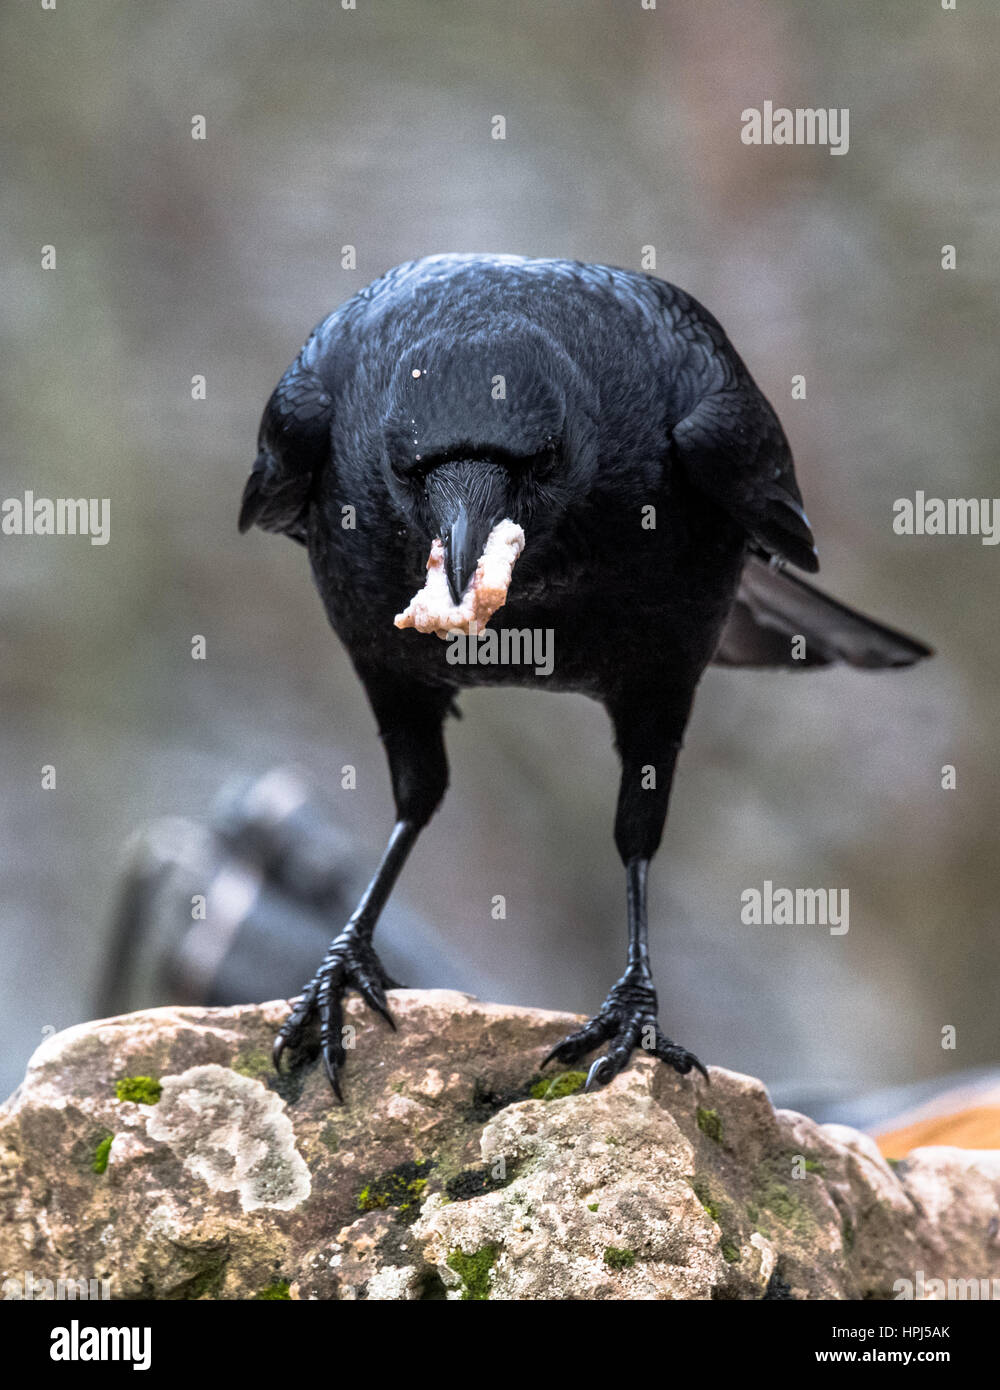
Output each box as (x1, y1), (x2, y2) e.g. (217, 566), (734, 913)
(1, 991), (998, 1300)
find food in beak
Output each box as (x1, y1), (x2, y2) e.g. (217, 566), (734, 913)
(394, 519), (525, 637)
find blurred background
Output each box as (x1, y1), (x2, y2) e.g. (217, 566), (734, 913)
(2, 0), (997, 1117)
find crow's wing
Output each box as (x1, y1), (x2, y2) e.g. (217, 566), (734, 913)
(672, 387), (819, 572)
(640, 278), (820, 573)
(238, 333), (338, 544)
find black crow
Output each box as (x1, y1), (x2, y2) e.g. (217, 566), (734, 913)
(239, 254), (931, 1098)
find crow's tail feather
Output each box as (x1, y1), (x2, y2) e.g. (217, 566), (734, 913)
(713, 552), (933, 670)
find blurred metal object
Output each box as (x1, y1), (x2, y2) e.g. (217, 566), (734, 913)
(97, 767), (456, 1017)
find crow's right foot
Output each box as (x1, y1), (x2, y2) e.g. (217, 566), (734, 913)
(273, 928), (400, 1100)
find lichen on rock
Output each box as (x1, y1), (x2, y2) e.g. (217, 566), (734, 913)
(144, 1064), (311, 1214)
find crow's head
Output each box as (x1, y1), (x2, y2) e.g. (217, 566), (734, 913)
(381, 327), (596, 603)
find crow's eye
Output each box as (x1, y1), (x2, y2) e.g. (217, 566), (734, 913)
(390, 459), (426, 486)
(530, 440), (561, 473)
(500, 441), (560, 477)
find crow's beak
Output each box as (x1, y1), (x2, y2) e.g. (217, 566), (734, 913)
(425, 461), (508, 606)
(443, 507), (482, 608)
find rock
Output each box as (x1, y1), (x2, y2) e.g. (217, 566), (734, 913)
(1, 991), (997, 1300)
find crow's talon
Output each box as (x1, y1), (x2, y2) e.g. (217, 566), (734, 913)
(655, 1030), (710, 1082)
(273, 930), (397, 1099)
(584, 1056), (614, 1091)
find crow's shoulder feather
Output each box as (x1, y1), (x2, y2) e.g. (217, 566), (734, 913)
(238, 324), (345, 540)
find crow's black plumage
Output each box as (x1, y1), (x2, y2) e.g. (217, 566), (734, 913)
(240, 254), (932, 1097)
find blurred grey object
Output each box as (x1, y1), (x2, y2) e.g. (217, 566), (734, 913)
(98, 767), (478, 1017)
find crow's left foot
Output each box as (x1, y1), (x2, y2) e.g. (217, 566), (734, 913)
(542, 975), (708, 1091)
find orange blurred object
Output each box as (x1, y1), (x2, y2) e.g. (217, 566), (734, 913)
(873, 1081), (1000, 1159)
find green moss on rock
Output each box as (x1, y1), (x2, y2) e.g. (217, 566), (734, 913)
(696, 1107), (723, 1144)
(753, 1174), (817, 1241)
(759, 1180), (798, 1221)
(603, 1247), (636, 1270)
(115, 1076), (162, 1105)
(690, 1175), (746, 1262)
(447, 1243), (498, 1300)
(689, 1175), (719, 1222)
(530, 1070), (587, 1101)
(318, 1122), (340, 1153)
(357, 1159), (433, 1224)
(92, 1135), (113, 1174)
(255, 1281), (291, 1300)
(231, 1050), (272, 1080)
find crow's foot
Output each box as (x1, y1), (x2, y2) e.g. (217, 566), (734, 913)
(272, 929), (401, 1100)
(542, 975), (707, 1091)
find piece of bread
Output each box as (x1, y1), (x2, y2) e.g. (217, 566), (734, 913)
(394, 519), (526, 637)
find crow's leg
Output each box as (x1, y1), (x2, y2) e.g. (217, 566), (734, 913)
(273, 676), (452, 1098)
(544, 683), (708, 1091)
